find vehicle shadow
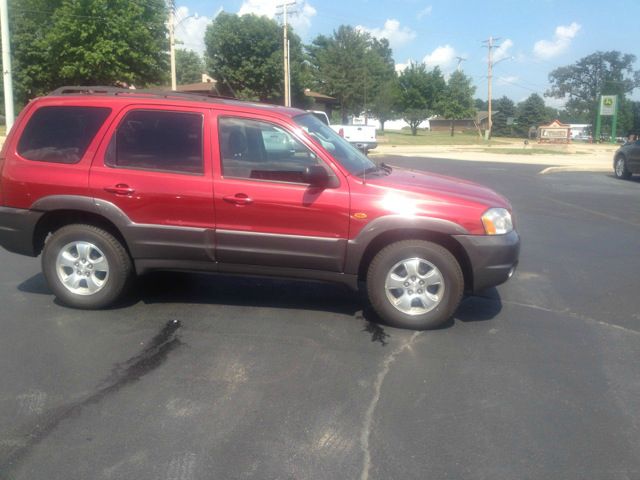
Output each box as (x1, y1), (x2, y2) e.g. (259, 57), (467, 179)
(17, 272), (502, 340)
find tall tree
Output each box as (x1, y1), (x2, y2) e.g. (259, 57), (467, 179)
(438, 70), (475, 136)
(204, 12), (304, 103)
(369, 78), (401, 132)
(176, 49), (204, 85)
(491, 96), (516, 137)
(516, 93), (549, 136)
(397, 63), (445, 135)
(546, 51), (640, 131)
(308, 26), (395, 123)
(7, 0), (168, 106)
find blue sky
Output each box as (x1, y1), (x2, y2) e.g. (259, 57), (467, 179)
(175, 0), (640, 106)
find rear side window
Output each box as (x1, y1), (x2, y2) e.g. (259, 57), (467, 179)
(106, 110), (203, 174)
(17, 106), (111, 164)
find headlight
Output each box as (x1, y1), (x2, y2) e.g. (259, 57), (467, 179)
(481, 208), (513, 235)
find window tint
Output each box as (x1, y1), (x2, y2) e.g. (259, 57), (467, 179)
(219, 117), (329, 184)
(17, 106), (111, 164)
(106, 110), (203, 174)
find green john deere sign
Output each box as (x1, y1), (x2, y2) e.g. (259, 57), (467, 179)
(600, 95), (617, 116)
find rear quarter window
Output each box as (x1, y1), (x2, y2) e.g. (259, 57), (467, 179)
(17, 106), (111, 164)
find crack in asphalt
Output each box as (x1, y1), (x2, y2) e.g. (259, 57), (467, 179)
(500, 300), (640, 336)
(360, 331), (421, 480)
(0, 320), (182, 477)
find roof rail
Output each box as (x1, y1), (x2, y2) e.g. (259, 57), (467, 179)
(48, 86), (238, 104)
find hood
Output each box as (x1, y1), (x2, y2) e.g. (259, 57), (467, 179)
(362, 166), (511, 210)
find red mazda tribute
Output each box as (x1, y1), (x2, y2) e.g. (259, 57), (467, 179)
(0, 87), (519, 329)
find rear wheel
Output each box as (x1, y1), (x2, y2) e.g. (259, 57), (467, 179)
(42, 224), (133, 309)
(366, 240), (464, 330)
(614, 155), (631, 179)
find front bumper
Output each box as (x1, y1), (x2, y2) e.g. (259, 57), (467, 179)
(0, 206), (43, 257)
(453, 230), (520, 293)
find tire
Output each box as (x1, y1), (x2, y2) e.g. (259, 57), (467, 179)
(614, 155), (631, 179)
(366, 240), (464, 330)
(42, 224), (133, 309)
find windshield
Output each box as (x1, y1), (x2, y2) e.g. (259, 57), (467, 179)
(293, 113), (376, 176)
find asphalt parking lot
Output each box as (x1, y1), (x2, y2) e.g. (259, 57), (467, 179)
(1, 158), (639, 480)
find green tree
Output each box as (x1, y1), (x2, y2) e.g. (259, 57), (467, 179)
(176, 49), (204, 85)
(397, 63), (445, 135)
(438, 70), (475, 136)
(308, 26), (396, 123)
(6, 0), (168, 106)
(546, 51), (640, 132)
(491, 96), (516, 137)
(516, 93), (549, 136)
(205, 12), (304, 103)
(474, 98), (488, 111)
(368, 78), (401, 132)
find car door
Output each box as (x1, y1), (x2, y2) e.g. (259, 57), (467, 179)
(89, 105), (215, 263)
(629, 140), (640, 173)
(212, 113), (350, 272)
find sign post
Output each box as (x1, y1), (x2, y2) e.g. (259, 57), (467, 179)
(595, 95), (618, 143)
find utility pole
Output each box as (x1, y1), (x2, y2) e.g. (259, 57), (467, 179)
(482, 36), (500, 139)
(276, 1), (296, 107)
(168, 0), (177, 90)
(0, 0), (15, 130)
(455, 56), (466, 72)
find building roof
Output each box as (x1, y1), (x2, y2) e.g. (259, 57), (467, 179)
(304, 89), (339, 104)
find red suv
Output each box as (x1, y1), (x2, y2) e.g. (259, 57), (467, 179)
(0, 87), (519, 330)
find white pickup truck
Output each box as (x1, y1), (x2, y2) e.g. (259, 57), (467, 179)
(309, 111), (377, 153)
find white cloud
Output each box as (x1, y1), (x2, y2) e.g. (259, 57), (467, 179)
(174, 6), (218, 55)
(395, 60), (413, 73)
(493, 38), (513, 63)
(497, 75), (519, 86)
(533, 22), (581, 59)
(238, 0), (317, 35)
(356, 19), (416, 48)
(417, 5), (432, 19)
(423, 45), (456, 70)
(545, 96), (567, 109)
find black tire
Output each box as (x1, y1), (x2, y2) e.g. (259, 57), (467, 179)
(42, 224), (133, 309)
(366, 240), (464, 330)
(614, 155), (631, 179)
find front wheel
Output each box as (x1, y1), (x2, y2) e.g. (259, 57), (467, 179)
(42, 224), (133, 309)
(614, 155), (631, 179)
(366, 240), (464, 330)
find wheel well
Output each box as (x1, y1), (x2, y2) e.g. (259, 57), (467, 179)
(357, 229), (474, 291)
(33, 210), (130, 257)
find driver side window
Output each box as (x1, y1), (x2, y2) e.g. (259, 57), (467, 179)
(219, 116), (330, 184)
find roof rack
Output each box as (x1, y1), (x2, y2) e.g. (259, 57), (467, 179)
(48, 86), (239, 104)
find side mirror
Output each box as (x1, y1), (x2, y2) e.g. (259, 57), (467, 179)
(304, 165), (335, 188)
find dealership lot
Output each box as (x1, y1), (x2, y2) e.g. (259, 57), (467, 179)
(1, 158), (639, 480)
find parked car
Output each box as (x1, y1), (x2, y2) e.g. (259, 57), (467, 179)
(613, 139), (640, 179)
(308, 110), (377, 153)
(0, 87), (519, 330)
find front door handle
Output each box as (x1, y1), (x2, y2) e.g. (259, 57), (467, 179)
(223, 193), (253, 206)
(104, 184), (135, 196)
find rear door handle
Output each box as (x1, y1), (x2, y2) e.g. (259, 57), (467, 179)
(223, 194), (253, 206)
(104, 184), (135, 196)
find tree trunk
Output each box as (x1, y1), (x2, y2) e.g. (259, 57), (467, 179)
(411, 123), (417, 135)
(450, 119), (455, 137)
(380, 120), (385, 133)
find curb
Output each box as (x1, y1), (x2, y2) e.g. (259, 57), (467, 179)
(538, 166), (612, 175)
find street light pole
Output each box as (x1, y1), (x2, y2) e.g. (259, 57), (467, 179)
(168, 0), (177, 90)
(0, 0), (15, 130)
(276, 1), (296, 107)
